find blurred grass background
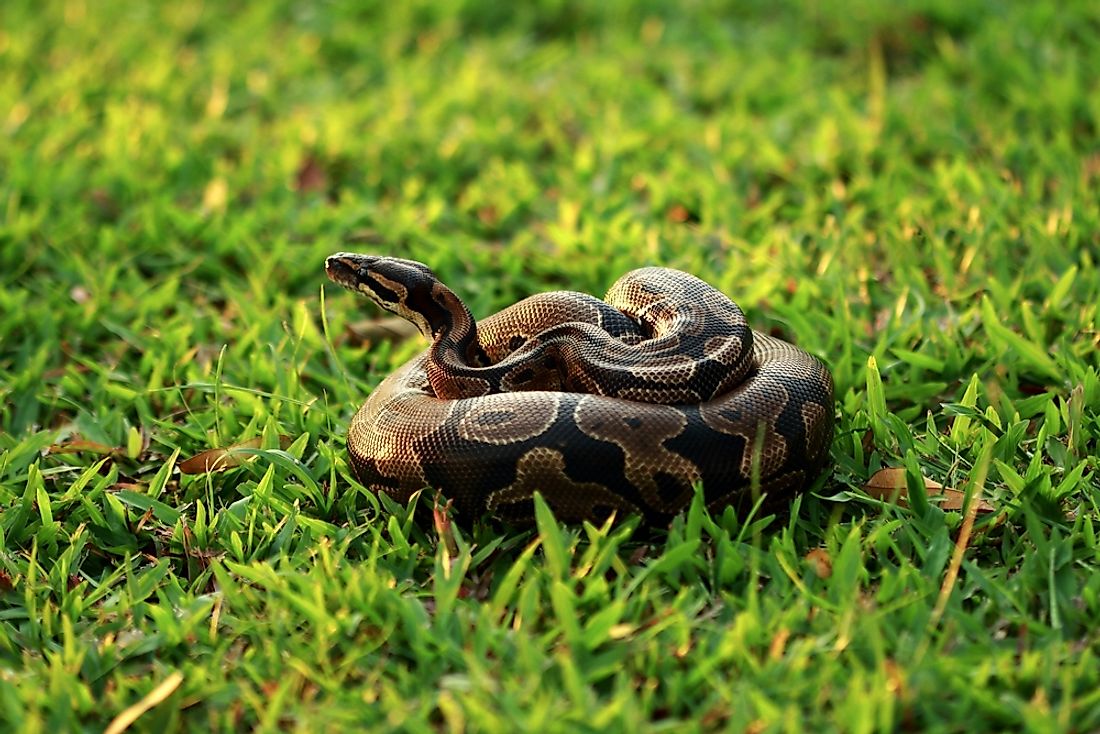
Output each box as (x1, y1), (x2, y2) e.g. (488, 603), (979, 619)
(1, 0), (1099, 731)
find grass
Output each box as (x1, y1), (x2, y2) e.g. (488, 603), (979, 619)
(2, 0), (1099, 730)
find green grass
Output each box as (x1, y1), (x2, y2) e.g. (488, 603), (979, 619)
(2, 0), (1099, 730)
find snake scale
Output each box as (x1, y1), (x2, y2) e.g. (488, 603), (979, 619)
(326, 253), (834, 524)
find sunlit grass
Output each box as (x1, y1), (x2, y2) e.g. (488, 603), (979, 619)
(1, 0), (1098, 731)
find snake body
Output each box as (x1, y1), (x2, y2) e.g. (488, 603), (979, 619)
(326, 254), (834, 524)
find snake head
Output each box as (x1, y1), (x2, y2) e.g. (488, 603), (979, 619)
(324, 253), (459, 339)
(326, 253), (436, 289)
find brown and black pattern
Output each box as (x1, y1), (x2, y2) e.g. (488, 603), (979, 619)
(326, 254), (835, 524)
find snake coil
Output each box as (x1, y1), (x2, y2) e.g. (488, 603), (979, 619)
(326, 253), (834, 524)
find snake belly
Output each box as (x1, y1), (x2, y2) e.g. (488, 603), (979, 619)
(340, 265), (835, 525)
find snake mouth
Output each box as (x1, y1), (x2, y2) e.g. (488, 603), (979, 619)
(325, 253), (370, 290)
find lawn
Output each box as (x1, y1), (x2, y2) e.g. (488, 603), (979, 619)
(2, 0), (1099, 731)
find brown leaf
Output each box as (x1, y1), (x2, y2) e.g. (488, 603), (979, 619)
(88, 188), (120, 220)
(44, 363), (90, 379)
(134, 507), (155, 533)
(345, 316), (420, 345)
(344, 229), (386, 245)
(804, 548), (832, 578)
(864, 467), (995, 513)
(179, 435), (293, 474)
(883, 658), (907, 698)
(768, 628), (791, 660)
(294, 154), (327, 194)
(49, 440), (121, 456)
(477, 205), (499, 226)
(699, 704), (730, 730)
(666, 203), (693, 223)
(433, 494), (458, 559)
(860, 429), (876, 456)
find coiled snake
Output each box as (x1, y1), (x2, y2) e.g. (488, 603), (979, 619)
(326, 254), (834, 524)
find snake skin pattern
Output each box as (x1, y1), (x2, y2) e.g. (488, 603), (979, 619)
(326, 254), (835, 525)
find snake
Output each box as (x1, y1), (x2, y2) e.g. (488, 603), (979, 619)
(325, 253), (834, 525)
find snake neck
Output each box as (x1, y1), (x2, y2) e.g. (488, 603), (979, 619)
(423, 284), (491, 373)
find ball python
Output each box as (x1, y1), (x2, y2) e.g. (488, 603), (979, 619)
(325, 253), (834, 525)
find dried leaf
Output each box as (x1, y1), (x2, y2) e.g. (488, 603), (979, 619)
(294, 154), (327, 194)
(433, 495), (458, 559)
(865, 466), (941, 496)
(768, 628), (791, 660)
(477, 205), (499, 226)
(49, 440), (121, 456)
(864, 467), (995, 513)
(88, 188), (120, 220)
(804, 548), (832, 578)
(103, 671), (184, 734)
(344, 229), (386, 244)
(179, 436), (292, 474)
(346, 316), (420, 345)
(666, 203), (694, 223)
(883, 658), (907, 701)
